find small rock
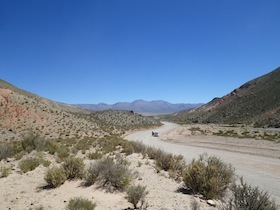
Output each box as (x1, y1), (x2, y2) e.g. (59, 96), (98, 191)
(207, 199), (216, 207)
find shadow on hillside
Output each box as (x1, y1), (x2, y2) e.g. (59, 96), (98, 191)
(37, 184), (53, 190)
(77, 181), (92, 188)
(176, 187), (193, 195)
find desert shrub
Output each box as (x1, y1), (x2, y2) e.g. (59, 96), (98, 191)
(0, 143), (13, 160)
(183, 153), (235, 199)
(155, 150), (173, 171)
(12, 140), (24, 154)
(131, 141), (147, 154)
(67, 197), (96, 210)
(45, 166), (67, 188)
(87, 152), (102, 160)
(44, 140), (60, 155)
(0, 166), (11, 178)
(75, 138), (95, 151)
(57, 145), (69, 159)
(21, 132), (46, 152)
(19, 157), (41, 173)
(42, 159), (51, 167)
(63, 156), (85, 179)
(170, 154), (186, 177)
(15, 151), (26, 160)
(86, 157), (132, 192)
(126, 184), (148, 209)
(121, 141), (134, 155)
(230, 177), (279, 210)
(85, 163), (99, 186)
(145, 146), (162, 160)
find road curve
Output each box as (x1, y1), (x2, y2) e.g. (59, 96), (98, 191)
(125, 122), (280, 204)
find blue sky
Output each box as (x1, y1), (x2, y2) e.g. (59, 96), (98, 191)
(1, 0), (279, 104)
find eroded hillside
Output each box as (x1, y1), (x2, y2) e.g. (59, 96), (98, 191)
(0, 80), (161, 141)
(168, 67), (280, 127)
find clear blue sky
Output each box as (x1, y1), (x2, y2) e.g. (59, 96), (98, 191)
(1, 0), (279, 104)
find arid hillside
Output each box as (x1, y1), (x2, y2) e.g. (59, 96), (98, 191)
(0, 80), (161, 141)
(168, 67), (280, 127)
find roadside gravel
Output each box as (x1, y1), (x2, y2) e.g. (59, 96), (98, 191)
(125, 122), (280, 204)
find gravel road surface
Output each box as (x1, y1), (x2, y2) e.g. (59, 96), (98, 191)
(125, 122), (280, 204)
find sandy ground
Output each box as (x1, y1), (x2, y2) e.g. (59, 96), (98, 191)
(0, 151), (216, 210)
(125, 122), (280, 205)
(1, 122), (279, 209)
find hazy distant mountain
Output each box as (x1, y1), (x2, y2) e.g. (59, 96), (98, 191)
(74, 100), (203, 114)
(170, 67), (280, 127)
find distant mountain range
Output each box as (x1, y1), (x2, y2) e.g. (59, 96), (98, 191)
(74, 100), (204, 114)
(170, 67), (280, 127)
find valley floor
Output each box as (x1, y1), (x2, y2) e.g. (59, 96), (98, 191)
(125, 122), (280, 205)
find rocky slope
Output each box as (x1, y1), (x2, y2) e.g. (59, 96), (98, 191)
(168, 67), (280, 127)
(0, 80), (161, 141)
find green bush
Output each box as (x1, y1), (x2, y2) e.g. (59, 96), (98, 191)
(0, 166), (11, 178)
(145, 146), (161, 160)
(21, 132), (46, 152)
(67, 197), (96, 210)
(230, 177), (279, 210)
(120, 141), (134, 155)
(169, 154), (186, 177)
(63, 156), (85, 179)
(42, 159), (51, 167)
(75, 138), (95, 151)
(126, 184), (148, 209)
(44, 140), (60, 155)
(57, 145), (70, 159)
(131, 141), (147, 154)
(87, 152), (102, 160)
(183, 153), (235, 199)
(45, 166), (67, 188)
(155, 150), (173, 171)
(86, 157), (132, 192)
(141, 146), (186, 176)
(19, 157), (41, 173)
(85, 163), (99, 186)
(0, 143), (13, 160)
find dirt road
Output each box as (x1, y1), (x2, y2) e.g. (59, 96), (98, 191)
(125, 122), (280, 204)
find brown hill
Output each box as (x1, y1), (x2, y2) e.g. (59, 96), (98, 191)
(0, 80), (160, 141)
(169, 67), (280, 127)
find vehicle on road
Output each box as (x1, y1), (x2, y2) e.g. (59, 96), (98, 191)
(152, 131), (159, 137)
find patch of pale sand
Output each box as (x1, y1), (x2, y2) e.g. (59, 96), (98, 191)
(0, 163), (131, 210)
(127, 153), (217, 210)
(0, 152), (218, 210)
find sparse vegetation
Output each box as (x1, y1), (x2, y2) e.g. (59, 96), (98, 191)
(0, 143), (13, 160)
(228, 177), (279, 210)
(0, 166), (11, 178)
(183, 153), (235, 199)
(86, 152), (102, 160)
(56, 144), (70, 159)
(21, 132), (46, 152)
(19, 157), (41, 173)
(126, 184), (148, 209)
(67, 197), (96, 210)
(45, 166), (67, 188)
(1, 76), (279, 209)
(85, 157), (132, 192)
(63, 156), (85, 180)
